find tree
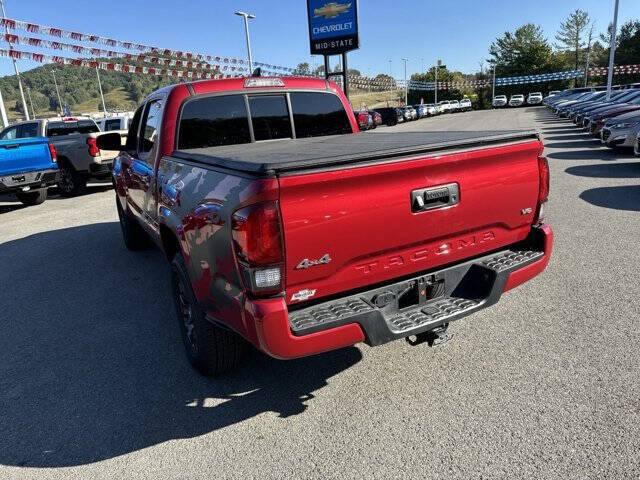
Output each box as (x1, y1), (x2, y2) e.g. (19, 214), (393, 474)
(489, 24), (556, 76)
(555, 9), (590, 74)
(292, 62), (311, 76)
(347, 68), (361, 77)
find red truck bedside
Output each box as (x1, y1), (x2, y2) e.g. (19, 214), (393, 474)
(98, 76), (553, 375)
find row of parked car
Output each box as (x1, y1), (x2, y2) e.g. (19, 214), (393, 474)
(355, 98), (473, 129)
(545, 84), (640, 153)
(0, 114), (131, 206)
(493, 92), (546, 108)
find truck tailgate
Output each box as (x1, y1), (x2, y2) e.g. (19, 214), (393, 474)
(279, 140), (542, 306)
(0, 137), (53, 176)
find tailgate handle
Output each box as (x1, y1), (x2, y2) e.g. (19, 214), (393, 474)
(411, 183), (459, 213)
(3, 144), (20, 149)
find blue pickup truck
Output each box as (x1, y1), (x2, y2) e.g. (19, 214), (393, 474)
(0, 125), (59, 206)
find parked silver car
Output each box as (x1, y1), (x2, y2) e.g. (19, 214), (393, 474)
(601, 112), (640, 149)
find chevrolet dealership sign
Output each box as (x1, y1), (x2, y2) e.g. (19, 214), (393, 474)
(307, 1), (359, 55)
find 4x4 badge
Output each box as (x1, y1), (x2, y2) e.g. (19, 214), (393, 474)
(295, 254), (332, 270)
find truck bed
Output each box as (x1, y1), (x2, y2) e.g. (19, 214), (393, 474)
(173, 130), (539, 174)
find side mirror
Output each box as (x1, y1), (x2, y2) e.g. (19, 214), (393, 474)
(96, 132), (123, 151)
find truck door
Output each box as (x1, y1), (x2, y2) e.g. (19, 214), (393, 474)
(127, 98), (163, 229)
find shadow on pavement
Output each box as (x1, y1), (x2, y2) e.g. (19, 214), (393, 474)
(580, 185), (640, 211)
(544, 134), (597, 141)
(566, 162), (640, 178)
(541, 126), (582, 132)
(547, 149), (632, 161)
(544, 140), (603, 149)
(0, 223), (362, 468)
(0, 195), (24, 214)
(47, 184), (113, 199)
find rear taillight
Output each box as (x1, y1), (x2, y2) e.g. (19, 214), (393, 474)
(48, 143), (57, 163)
(232, 201), (284, 295)
(86, 137), (100, 157)
(535, 155), (550, 224)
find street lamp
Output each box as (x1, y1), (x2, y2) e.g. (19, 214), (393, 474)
(402, 58), (408, 105)
(235, 11), (256, 73)
(433, 61), (446, 105)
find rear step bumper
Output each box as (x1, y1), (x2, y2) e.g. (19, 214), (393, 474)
(246, 224), (553, 359)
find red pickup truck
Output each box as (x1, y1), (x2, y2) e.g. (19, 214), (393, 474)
(98, 76), (553, 376)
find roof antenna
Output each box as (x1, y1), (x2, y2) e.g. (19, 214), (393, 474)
(251, 67), (262, 77)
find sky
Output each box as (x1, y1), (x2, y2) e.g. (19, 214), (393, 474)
(0, 0), (635, 79)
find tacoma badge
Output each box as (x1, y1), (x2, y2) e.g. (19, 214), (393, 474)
(295, 254), (332, 270)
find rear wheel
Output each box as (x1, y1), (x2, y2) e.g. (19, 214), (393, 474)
(57, 160), (87, 197)
(16, 188), (47, 206)
(171, 254), (246, 376)
(116, 196), (149, 251)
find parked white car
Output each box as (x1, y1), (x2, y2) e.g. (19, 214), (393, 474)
(449, 100), (461, 112)
(527, 92), (543, 105)
(509, 94), (525, 107)
(459, 98), (472, 111)
(492, 95), (507, 107)
(438, 100), (451, 113)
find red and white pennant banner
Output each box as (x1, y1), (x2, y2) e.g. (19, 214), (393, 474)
(0, 47), (242, 79)
(0, 34), (251, 72)
(0, 17), (294, 72)
(589, 64), (640, 75)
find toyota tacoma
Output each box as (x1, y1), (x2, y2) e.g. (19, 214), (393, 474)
(98, 76), (553, 376)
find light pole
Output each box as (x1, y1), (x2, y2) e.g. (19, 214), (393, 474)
(26, 86), (35, 118)
(52, 70), (63, 116)
(388, 59), (392, 77)
(402, 58), (408, 105)
(235, 11), (255, 73)
(433, 61), (445, 105)
(606, 0), (619, 100)
(492, 63), (497, 101)
(96, 66), (107, 116)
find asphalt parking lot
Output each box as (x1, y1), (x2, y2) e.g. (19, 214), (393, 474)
(1, 107), (639, 479)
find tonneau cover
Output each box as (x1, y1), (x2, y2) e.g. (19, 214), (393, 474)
(173, 129), (539, 174)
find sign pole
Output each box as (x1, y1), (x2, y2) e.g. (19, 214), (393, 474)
(342, 52), (349, 99)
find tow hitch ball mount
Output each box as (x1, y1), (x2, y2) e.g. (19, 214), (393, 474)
(405, 323), (453, 347)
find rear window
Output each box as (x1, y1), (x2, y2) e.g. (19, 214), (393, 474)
(178, 91), (352, 149)
(104, 119), (123, 131)
(290, 92), (351, 138)
(178, 95), (251, 150)
(249, 95), (292, 141)
(46, 120), (99, 136)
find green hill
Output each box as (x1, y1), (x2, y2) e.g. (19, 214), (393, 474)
(0, 63), (179, 121)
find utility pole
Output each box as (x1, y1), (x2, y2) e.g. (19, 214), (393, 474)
(402, 58), (408, 105)
(388, 59), (392, 77)
(96, 66), (107, 116)
(52, 70), (63, 116)
(606, 0), (619, 100)
(26, 86), (35, 118)
(235, 11), (255, 73)
(0, 0), (29, 120)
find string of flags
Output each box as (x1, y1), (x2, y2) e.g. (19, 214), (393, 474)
(0, 17), (295, 73)
(0, 48), (244, 79)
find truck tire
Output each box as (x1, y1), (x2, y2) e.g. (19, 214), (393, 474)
(171, 253), (246, 376)
(16, 188), (47, 206)
(57, 159), (87, 197)
(115, 196), (149, 251)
